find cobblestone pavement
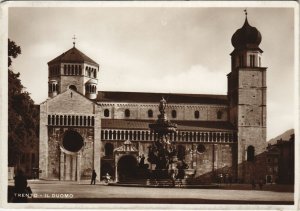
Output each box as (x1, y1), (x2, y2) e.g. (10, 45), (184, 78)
(7, 180), (294, 204)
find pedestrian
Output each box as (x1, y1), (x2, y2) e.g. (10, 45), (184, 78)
(251, 179), (256, 189)
(91, 169), (97, 185)
(105, 173), (111, 184)
(13, 170), (30, 202)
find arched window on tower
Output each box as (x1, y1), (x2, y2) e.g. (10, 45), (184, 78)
(88, 67), (91, 77)
(79, 66), (82, 75)
(85, 66), (88, 76)
(148, 109), (153, 118)
(125, 109), (130, 118)
(104, 109), (110, 117)
(250, 55), (255, 67)
(194, 110), (200, 119)
(247, 145), (255, 162)
(71, 65), (74, 75)
(105, 143), (114, 157)
(64, 65), (67, 75)
(171, 110), (177, 118)
(67, 65), (70, 75)
(75, 65), (78, 75)
(48, 84), (52, 93)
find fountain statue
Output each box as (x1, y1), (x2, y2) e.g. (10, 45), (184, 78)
(148, 97), (183, 178)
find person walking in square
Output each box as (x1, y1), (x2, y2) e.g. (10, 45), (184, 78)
(91, 169), (97, 185)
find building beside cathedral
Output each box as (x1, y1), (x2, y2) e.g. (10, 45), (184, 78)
(39, 15), (267, 183)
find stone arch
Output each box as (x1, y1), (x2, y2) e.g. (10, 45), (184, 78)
(117, 155), (138, 181)
(69, 85), (77, 91)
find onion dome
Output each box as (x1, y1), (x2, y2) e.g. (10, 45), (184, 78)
(231, 17), (262, 51)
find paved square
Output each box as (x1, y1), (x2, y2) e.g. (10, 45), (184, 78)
(8, 180), (294, 204)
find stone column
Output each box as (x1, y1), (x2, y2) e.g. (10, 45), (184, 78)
(76, 153), (81, 182)
(115, 155), (119, 182)
(39, 102), (49, 179)
(65, 154), (71, 180)
(94, 105), (101, 181)
(60, 150), (64, 180)
(71, 155), (76, 181)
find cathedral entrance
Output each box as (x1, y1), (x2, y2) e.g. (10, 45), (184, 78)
(60, 130), (84, 181)
(117, 155), (138, 181)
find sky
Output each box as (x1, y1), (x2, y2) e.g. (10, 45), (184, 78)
(8, 5), (295, 140)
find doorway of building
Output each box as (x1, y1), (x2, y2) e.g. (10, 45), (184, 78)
(117, 155), (138, 181)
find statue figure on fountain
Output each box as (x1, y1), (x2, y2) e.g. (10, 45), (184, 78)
(148, 97), (180, 178)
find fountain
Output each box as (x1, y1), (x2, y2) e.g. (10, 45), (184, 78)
(148, 97), (187, 179)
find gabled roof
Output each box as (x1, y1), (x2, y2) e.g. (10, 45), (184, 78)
(101, 119), (235, 132)
(48, 47), (99, 66)
(97, 91), (228, 105)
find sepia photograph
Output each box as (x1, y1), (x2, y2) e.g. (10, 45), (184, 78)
(1, 1), (298, 210)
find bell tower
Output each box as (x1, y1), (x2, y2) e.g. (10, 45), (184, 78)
(47, 37), (99, 100)
(227, 11), (267, 182)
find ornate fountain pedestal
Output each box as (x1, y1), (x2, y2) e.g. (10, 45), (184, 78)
(148, 97), (180, 179)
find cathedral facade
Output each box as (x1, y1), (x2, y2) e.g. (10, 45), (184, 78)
(39, 16), (267, 183)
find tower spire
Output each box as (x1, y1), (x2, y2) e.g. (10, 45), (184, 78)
(72, 35), (76, 48)
(244, 9), (248, 18)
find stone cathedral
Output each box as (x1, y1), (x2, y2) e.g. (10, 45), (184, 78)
(39, 15), (267, 183)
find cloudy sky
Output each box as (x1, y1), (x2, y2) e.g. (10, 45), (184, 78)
(8, 5), (295, 140)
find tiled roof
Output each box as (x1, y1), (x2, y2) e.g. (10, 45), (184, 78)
(101, 119), (235, 132)
(48, 47), (98, 66)
(97, 91), (228, 105)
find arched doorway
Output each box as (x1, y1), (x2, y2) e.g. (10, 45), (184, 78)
(117, 155), (138, 181)
(60, 130), (84, 181)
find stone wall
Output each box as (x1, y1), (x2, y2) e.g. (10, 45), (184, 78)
(99, 103), (228, 121)
(101, 140), (235, 183)
(47, 127), (94, 180)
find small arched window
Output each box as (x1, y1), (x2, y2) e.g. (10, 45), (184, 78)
(104, 109), (110, 117)
(171, 110), (177, 118)
(217, 111), (223, 119)
(194, 110), (200, 119)
(125, 109), (130, 118)
(148, 109), (153, 118)
(105, 143), (114, 157)
(247, 145), (255, 162)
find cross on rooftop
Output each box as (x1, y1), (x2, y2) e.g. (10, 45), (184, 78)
(72, 35), (76, 47)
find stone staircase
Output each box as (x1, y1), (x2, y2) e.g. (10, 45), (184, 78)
(112, 178), (219, 188)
